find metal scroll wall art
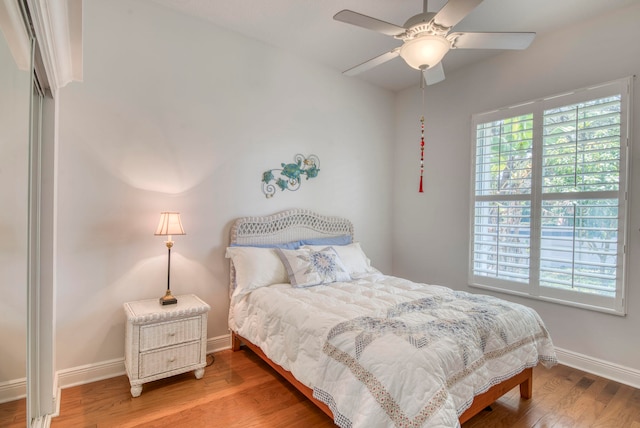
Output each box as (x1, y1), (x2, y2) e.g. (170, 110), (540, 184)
(262, 154), (320, 198)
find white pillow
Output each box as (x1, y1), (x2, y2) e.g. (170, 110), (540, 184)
(275, 247), (351, 287)
(303, 242), (377, 275)
(225, 247), (288, 299)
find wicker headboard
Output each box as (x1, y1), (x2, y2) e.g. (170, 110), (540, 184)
(229, 209), (354, 246)
(228, 209), (354, 297)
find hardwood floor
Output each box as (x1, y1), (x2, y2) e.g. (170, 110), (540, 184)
(462, 364), (640, 428)
(0, 397), (25, 428)
(51, 349), (333, 428)
(2, 348), (638, 427)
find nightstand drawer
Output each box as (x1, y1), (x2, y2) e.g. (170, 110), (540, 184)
(139, 317), (201, 351)
(139, 341), (201, 378)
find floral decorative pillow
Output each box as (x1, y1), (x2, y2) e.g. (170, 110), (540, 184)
(275, 247), (351, 287)
(303, 242), (379, 276)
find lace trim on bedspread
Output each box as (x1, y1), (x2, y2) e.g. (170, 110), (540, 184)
(312, 388), (353, 428)
(321, 341), (450, 428)
(317, 291), (556, 427)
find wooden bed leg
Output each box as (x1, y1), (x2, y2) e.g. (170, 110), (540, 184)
(519, 367), (533, 399)
(231, 332), (242, 351)
(459, 366), (534, 424)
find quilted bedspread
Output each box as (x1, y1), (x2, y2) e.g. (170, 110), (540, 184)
(229, 274), (556, 428)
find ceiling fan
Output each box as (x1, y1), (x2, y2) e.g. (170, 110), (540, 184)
(334, 0), (535, 85)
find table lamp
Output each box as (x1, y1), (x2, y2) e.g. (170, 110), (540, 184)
(154, 212), (185, 305)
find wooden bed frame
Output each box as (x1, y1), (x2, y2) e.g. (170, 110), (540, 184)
(228, 209), (534, 425)
(232, 332), (532, 424)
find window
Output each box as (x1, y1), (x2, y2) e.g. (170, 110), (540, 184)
(470, 77), (631, 315)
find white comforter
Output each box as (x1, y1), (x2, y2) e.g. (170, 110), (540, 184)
(229, 274), (556, 428)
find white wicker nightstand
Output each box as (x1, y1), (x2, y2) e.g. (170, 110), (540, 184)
(123, 294), (210, 397)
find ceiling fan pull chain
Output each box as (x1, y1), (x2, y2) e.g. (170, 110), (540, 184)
(419, 85), (425, 193)
(419, 116), (425, 193)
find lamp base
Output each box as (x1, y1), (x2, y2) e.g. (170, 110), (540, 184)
(159, 290), (178, 305)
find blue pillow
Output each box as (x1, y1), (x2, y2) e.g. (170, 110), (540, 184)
(230, 241), (301, 250)
(299, 235), (352, 246)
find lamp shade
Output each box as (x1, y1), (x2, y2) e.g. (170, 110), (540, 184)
(154, 212), (186, 236)
(400, 35), (451, 70)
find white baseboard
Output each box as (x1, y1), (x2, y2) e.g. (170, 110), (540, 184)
(207, 333), (232, 354)
(56, 333), (231, 390)
(0, 377), (26, 404)
(3, 338), (636, 410)
(51, 342), (640, 393)
(554, 346), (640, 389)
(56, 357), (126, 390)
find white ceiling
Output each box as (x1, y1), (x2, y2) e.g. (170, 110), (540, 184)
(147, 0), (636, 92)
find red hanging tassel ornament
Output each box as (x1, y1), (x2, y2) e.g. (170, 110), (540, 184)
(419, 116), (425, 193)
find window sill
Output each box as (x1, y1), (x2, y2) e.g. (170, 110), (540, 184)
(468, 281), (626, 317)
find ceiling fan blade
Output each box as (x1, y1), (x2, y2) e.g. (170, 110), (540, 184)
(343, 49), (400, 76)
(422, 62), (446, 86)
(432, 0), (483, 28)
(450, 32), (536, 49)
(333, 10), (406, 37)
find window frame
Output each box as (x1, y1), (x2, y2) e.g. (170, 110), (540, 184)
(468, 77), (632, 316)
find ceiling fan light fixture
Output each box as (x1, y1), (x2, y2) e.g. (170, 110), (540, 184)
(400, 35), (450, 70)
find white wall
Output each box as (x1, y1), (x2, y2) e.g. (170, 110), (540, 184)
(55, 0), (394, 370)
(393, 3), (640, 374)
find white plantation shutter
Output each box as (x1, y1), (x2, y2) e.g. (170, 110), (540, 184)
(470, 77), (630, 315)
(473, 111), (533, 291)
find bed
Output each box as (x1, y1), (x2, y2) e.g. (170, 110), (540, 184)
(226, 209), (556, 427)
